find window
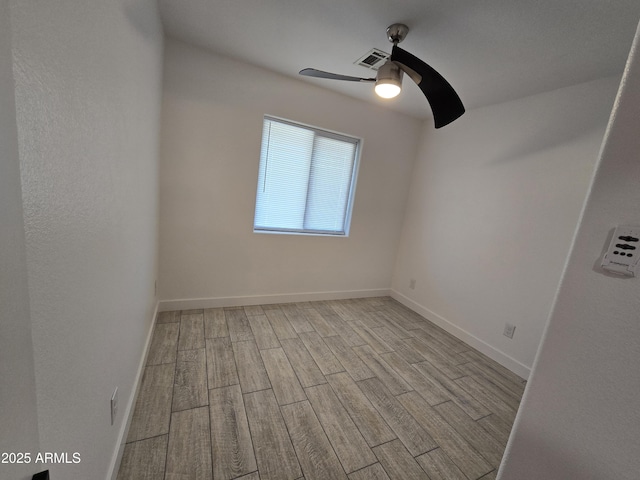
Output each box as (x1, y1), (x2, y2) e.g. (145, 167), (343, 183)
(253, 116), (361, 236)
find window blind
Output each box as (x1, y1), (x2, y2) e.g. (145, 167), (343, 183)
(254, 116), (360, 236)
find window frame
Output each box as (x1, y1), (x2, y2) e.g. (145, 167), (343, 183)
(253, 115), (363, 237)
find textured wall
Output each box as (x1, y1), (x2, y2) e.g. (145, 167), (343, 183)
(10, 0), (164, 478)
(391, 76), (620, 377)
(498, 22), (640, 480)
(0, 2), (40, 479)
(159, 38), (421, 305)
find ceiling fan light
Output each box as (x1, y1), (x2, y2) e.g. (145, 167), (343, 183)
(374, 61), (403, 99)
(375, 82), (401, 98)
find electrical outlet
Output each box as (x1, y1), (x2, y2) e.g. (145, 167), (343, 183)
(111, 387), (118, 425)
(503, 323), (516, 339)
(409, 279), (416, 290)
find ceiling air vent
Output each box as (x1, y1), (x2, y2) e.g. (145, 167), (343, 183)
(354, 48), (390, 71)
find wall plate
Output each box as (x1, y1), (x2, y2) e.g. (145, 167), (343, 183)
(601, 225), (640, 277)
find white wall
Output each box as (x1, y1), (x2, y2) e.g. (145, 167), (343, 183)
(391, 76), (620, 377)
(159, 38), (421, 307)
(9, 0), (164, 478)
(497, 23), (640, 480)
(0, 2), (40, 479)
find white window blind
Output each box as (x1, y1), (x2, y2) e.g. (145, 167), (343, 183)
(254, 116), (361, 236)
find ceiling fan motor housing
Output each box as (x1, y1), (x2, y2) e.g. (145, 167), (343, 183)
(376, 61), (404, 89)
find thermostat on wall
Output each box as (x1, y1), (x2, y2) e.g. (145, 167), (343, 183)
(601, 225), (640, 277)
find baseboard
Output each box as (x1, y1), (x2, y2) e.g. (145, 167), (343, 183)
(390, 290), (531, 379)
(106, 300), (159, 480)
(158, 288), (391, 312)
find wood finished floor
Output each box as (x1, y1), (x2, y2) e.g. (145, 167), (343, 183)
(117, 297), (526, 480)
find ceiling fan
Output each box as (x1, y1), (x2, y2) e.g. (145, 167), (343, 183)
(300, 23), (465, 128)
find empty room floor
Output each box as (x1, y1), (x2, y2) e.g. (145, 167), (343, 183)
(117, 297), (525, 480)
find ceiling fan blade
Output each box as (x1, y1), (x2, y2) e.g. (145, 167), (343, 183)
(391, 45), (465, 128)
(299, 68), (375, 83)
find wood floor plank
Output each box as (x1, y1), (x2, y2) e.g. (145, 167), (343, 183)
(412, 323), (467, 354)
(373, 310), (414, 339)
(233, 340), (271, 393)
(127, 363), (174, 442)
(260, 303), (283, 311)
(354, 311), (386, 329)
(265, 309), (299, 339)
(327, 300), (358, 322)
(413, 361), (490, 420)
(299, 331), (344, 375)
(457, 360), (525, 398)
(479, 469), (498, 479)
(281, 304), (315, 333)
(378, 307), (422, 332)
(415, 448), (467, 480)
(348, 463), (390, 480)
(325, 372), (396, 447)
(165, 406), (212, 480)
(411, 329), (468, 366)
(358, 297), (387, 309)
(173, 348), (208, 412)
(248, 314), (281, 350)
(357, 377), (436, 456)
(458, 363), (522, 410)
(280, 337), (327, 388)
(385, 302), (430, 330)
(397, 391), (493, 479)
(372, 439), (430, 480)
(455, 375), (518, 423)
(236, 473), (260, 480)
(281, 400), (348, 480)
(306, 383), (377, 473)
(353, 345), (412, 395)
(261, 348), (306, 405)
(322, 314), (366, 346)
(157, 310), (180, 324)
(379, 351), (449, 406)
(308, 300), (337, 317)
(477, 414), (513, 446)
(204, 308), (228, 338)
(372, 327), (425, 364)
(303, 308), (337, 337)
(279, 302), (308, 316)
(433, 401), (505, 467)
(117, 436), (167, 480)
(179, 313), (206, 351)
(351, 322), (393, 354)
(146, 322), (179, 365)
(403, 336), (464, 379)
(244, 389), (302, 480)
(459, 349), (526, 387)
(205, 337), (239, 389)
(209, 384), (257, 480)
(226, 308), (255, 343)
(243, 305), (265, 316)
(324, 336), (374, 382)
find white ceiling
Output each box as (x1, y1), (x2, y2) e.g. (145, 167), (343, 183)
(158, 0), (640, 120)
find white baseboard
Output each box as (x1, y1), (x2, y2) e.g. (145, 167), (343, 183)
(158, 288), (391, 312)
(106, 301), (159, 480)
(391, 290), (531, 379)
